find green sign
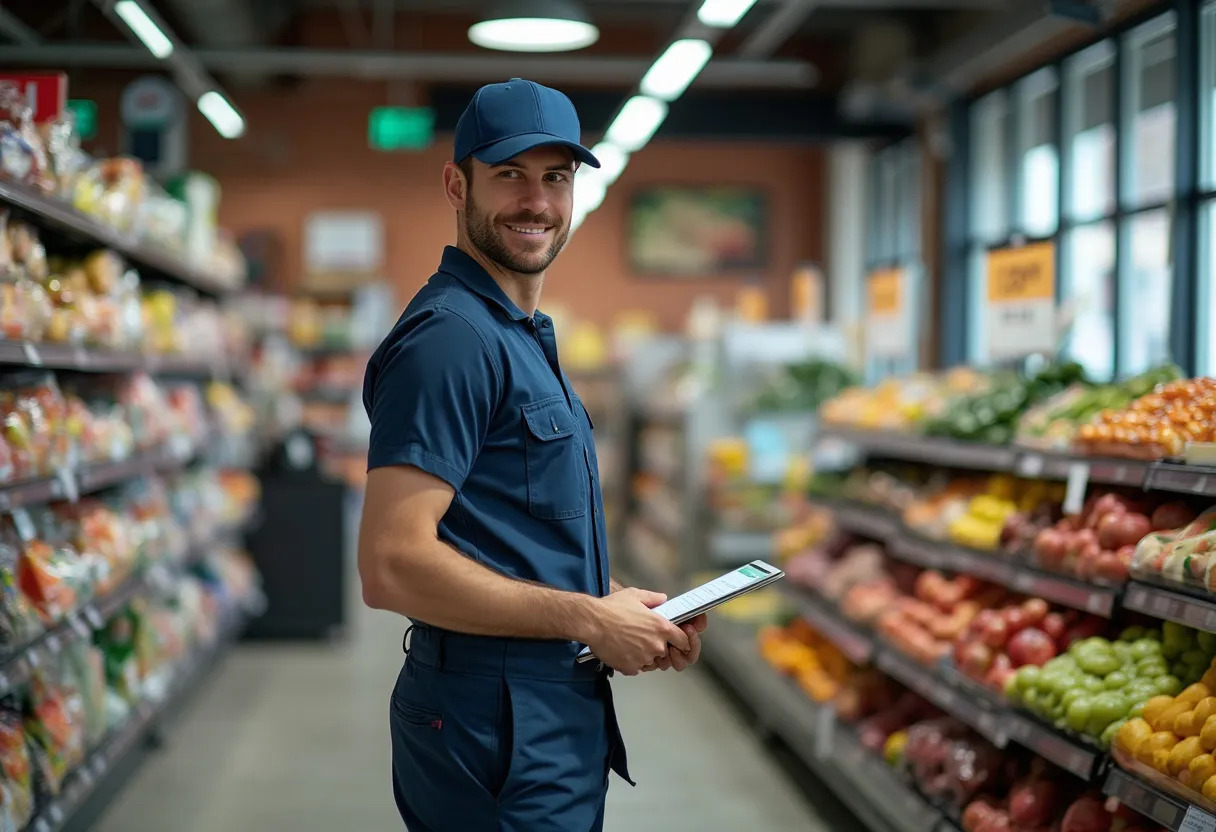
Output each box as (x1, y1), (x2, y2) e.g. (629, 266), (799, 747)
(369, 106), (434, 151)
(67, 99), (98, 141)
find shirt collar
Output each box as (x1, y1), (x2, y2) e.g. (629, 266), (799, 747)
(438, 246), (530, 322)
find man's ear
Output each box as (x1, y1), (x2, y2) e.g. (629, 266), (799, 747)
(443, 161), (467, 211)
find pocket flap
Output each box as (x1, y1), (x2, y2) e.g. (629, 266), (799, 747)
(522, 398), (578, 441)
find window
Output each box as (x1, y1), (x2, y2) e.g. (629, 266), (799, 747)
(1064, 41), (1116, 222)
(1122, 14), (1176, 208)
(1203, 203), (1216, 371)
(1062, 222), (1115, 380)
(1120, 209), (1173, 374)
(1203, 1), (1216, 190)
(971, 92), (1010, 243)
(1016, 68), (1059, 237)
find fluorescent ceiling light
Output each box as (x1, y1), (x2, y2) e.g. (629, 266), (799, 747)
(198, 91), (245, 139)
(604, 96), (668, 153)
(469, 0), (598, 53)
(114, 0), (173, 59)
(589, 142), (628, 186)
(697, 0), (759, 28)
(640, 39), (713, 101)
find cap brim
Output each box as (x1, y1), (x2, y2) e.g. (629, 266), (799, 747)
(472, 133), (600, 168)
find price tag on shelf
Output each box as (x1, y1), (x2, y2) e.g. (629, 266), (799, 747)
(85, 606), (104, 630)
(1016, 453), (1045, 478)
(1181, 806), (1216, 832)
(55, 468), (79, 503)
(813, 705), (836, 760)
(21, 342), (42, 367)
(48, 804), (63, 824)
(10, 508), (35, 543)
(1063, 462), (1090, 516)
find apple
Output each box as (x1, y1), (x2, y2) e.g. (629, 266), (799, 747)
(1061, 794), (1113, 832)
(959, 641), (994, 677)
(1004, 607), (1030, 635)
(1008, 628), (1058, 668)
(1091, 551), (1130, 583)
(1021, 598), (1049, 625)
(1152, 501), (1197, 532)
(1042, 612), (1067, 643)
(1035, 528), (1068, 568)
(982, 616), (1009, 649)
(1009, 779), (1059, 826)
(1097, 512), (1152, 550)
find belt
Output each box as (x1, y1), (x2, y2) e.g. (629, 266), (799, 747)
(403, 624), (608, 683)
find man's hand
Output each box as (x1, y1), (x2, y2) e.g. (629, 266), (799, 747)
(643, 614), (708, 672)
(585, 589), (691, 676)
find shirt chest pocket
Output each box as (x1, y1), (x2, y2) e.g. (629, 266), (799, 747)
(521, 396), (587, 521)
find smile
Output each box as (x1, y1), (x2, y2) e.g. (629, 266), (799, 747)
(504, 224), (551, 236)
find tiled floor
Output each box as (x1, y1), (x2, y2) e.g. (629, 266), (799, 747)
(94, 594), (841, 831)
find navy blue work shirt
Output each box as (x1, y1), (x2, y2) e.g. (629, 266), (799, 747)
(363, 246), (611, 603)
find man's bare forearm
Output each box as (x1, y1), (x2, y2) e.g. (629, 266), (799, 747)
(362, 535), (602, 642)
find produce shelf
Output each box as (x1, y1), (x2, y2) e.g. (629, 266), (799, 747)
(74, 442), (196, 494)
(779, 584), (874, 664)
(1102, 765), (1216, 830)
(816, 498), (898, 540)
(0, 180), (236, 297)
(817, 428), (1216, 498)
(1002, 711), (1102, 781)
(873, 645), (1008, 747)
(1123, 582), (1216, 633)
(700, 620), (943, 832)
(25, 603), (250, 832)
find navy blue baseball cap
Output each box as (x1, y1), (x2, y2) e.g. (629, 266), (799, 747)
(454, 78), (600, 169)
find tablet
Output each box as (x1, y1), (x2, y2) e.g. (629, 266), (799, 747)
(575, 560), (786, 664)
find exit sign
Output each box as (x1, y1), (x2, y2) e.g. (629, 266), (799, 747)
(67, 99), (97, 140)
(369, 106), (434, 151)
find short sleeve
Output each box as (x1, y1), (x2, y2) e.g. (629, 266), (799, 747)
(363, 310), (500, 490)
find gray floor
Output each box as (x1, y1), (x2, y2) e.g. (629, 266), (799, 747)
(94, 596), (835, 831)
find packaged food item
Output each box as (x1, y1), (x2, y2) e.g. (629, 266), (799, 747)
(24, 663), (86, 797)
(0, 524), (42, 648)
(0, 83), (50, 191)
(0, 708), (34, 829)
(73, 157), (145, 233)
(60, 640), (107, 749)
(40, 112), (88, 200)
(97, 603), (142, 706)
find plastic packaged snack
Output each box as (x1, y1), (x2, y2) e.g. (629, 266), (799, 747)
(24, 664), (86, 797)
(60, 639), (107, 749)
(0, 83), (50, 191)
(0, 524), (42, 648)
(0, 708), (34, 829)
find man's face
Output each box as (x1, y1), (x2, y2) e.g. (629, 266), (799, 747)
(462, 146), (575, 275)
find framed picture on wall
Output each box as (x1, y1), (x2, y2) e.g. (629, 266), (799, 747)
(627, 186), (768, 277)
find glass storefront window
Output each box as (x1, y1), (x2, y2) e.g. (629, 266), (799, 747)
(1123, 15), (1177, 207)
(1062, 222), (1115, 380)
(1204, 203), (1216, 372)
(971, 92), (1009, 243)
(1064, 41), (1116, 221)
(1017, 68), (1059, 237)
(1120, 209), (1174, 374)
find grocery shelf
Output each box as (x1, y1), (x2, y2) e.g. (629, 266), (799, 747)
(1123, 582), (1216, 633)
(1102, 765), (1216, 830)
(0, 180), (236, 297)
(779, 584), (874, 664)
(0, 340), (223, 377)
(75, 442), (197, 494)
(821, 500), (1120, 617)
(1002, 710), (1102, 780)
(816, 427), (1216, 498)
(874, 645), (1008, 747)
(700, 619), (943, 832)
(26, 604), (250, 832)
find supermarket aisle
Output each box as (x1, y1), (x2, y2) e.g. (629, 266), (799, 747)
(94, 599), (834, 831)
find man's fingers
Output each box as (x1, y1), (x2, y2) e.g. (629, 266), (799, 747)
(670, 649), (688, 672)
(687, 614), (709, 634)
(664, 622), (692, 652)
(686, 631), (702, 666)
(634, 589), (668, 608)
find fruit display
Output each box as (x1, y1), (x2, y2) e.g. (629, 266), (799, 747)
(856, 689), (940, 756)
(876, 571), (1001, 665)
(901, 716), (1009, 813)
(758, 618), (856, 702)
(1005, 621), (1215, 748)
(954, 598), (1107, 694)
(820, 368), (990, 432)
(1076, 377), (1216, 460)
(1130, 505), (1216, 592)
(1031, 492), (1199, 584)
(1110, 638), (1216, 811)
(1015, 365), (1184, 451)
(964, 779), (1166, 832)
(943, 476), (1059, 552)
(922, 361), (1087, 445)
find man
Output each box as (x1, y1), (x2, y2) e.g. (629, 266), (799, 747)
(359, 78), (708, 832)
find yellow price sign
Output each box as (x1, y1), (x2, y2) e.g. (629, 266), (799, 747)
(986, 242), (1055, 303)
(867, 268), (903, 316)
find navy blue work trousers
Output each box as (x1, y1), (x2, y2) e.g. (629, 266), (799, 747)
(390, 626), (631, 831)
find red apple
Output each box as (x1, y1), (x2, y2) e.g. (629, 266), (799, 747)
(1006, 627), (1057, 668)
(1097, 512), (1152, 550)
(1042, 612), (1067, 643)
(1063, 617), (1107, 647)
(1021, 598), (1049, 625)
(981, 615), (1009, 649)
(958, 640), (995, 678)
(1003, 606), (1029, 635)
(1060, 794), (1112, 832)
(1091, 551), (1130, 583)
(1152, 501), (1197, 532)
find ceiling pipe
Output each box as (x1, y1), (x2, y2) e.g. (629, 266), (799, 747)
(158, 0), (267, 86)
(737, 0), (817, 58)
(0, 43), (820, 88)
(0, 7), (40, 45)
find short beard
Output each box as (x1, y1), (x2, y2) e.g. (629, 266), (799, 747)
(464, 188), (567, 276)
